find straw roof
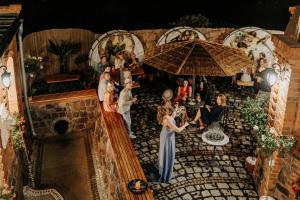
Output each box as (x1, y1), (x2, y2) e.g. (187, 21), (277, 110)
(143, 40), (255, 76)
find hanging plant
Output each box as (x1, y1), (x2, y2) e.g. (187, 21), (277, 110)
(11, 113), (26, 150)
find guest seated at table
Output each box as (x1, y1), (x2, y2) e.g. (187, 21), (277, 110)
(190, 94), (227, 130)
(195, 93), (202, 103)
(98, 72), (110, 102)
(104, 82), (118, 112)
(176, 80), (192, 102)
(196, 80), (210, 105)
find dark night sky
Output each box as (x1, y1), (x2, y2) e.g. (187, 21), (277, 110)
(2, 0), (300, 35)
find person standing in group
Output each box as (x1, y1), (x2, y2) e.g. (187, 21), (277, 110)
(156, 105), (189, 183)
(117, 78), (138, 139)
(98, 72), (110, 102)
(103, 82), (118, 112)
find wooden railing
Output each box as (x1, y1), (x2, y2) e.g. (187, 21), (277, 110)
(92, 103), (154, 199)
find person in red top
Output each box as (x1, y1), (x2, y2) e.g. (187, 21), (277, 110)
(176, 80), (192, 102)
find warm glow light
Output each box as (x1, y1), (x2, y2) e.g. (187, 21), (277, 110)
(1, 71), (11, 88)
(265, 68), (277, 86)
(0, 66), (11, 88)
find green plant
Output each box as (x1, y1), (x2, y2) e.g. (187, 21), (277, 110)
(24, 56), (45, 76)
(48, 40), (81, 73)
(75, 53), (89, 67)
(169, 13), (211, 28)
(0, 184), (14, 199)
(241, 96), (269, 132)
(11, 113), (25, 150)
(241, 96), (295, 157)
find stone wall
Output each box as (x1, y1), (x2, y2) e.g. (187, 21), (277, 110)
(92, 108), (124, 199)
(29, 90), (98, 138)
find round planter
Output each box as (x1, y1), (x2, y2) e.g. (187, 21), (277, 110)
(245, 156), (256, 174)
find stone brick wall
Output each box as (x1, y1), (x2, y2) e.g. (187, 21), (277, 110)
(29, 90), (98, 138)
(92, 104), (124, 200)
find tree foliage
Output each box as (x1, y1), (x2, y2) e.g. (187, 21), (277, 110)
(169, 13), (211, 28)
(48, 40), (81, 73)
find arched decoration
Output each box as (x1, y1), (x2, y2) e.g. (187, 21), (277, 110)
(157, 26), (206, 46)
(89, 30), (144, 72)
(222, 27), (276, 66)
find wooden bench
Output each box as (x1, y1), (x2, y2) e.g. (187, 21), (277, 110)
(99, 103), (154, 199)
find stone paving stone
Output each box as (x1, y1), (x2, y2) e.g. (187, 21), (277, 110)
(177, 188), (186, 195)
(202, 190), (211, 197)
(182, 193), (193, 200)
(215, 197), (226, 200)
(205, 183), (217, 189)
(221, 189), (232, 196)
(204, 197), (215, 200)
(217, 183), (229, 189)
(231, 190), (244, 196)
(211, 189), (221, 196)
(186, 186), (196, 192)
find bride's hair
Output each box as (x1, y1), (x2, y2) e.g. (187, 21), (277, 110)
(157, 105), (173, 124)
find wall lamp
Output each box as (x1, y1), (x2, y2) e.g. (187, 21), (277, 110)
(0, 65), (11, 88)
(266, 63), (289, 87)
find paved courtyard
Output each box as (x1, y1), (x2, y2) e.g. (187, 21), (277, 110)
(131, 79), (259, 200)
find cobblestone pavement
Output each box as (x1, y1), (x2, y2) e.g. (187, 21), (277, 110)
(131, 81), (259, 200)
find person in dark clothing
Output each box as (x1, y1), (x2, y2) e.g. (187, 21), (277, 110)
(190, 94), (227, 130)
(197, 81), (211, 105)
(253, 58), (272, 93)
(126, 52), (140, 68)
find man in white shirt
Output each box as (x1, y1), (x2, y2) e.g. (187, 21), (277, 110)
(117, 78), (137, 139)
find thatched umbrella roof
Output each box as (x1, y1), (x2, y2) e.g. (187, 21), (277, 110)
(143, 39), (254, 76)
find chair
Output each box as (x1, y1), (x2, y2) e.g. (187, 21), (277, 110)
(217, 107), (229, 132)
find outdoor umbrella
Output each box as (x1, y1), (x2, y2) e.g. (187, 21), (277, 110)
(143, 39), (254, 95)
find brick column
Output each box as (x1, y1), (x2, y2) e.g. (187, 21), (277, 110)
(255, 34), (300, 200)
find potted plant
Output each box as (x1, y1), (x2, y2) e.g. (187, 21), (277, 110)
(48, 40), (81, 73)
(24, 55), (46, 95)
(75, 53), (89, 69)
(241, 95), (295, 199)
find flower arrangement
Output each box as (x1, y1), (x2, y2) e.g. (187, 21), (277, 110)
(24, 55), (45, 77)
(241, 96), (295, 157)
(0, 183), (15, 200)
(11, 113), (25, 150)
